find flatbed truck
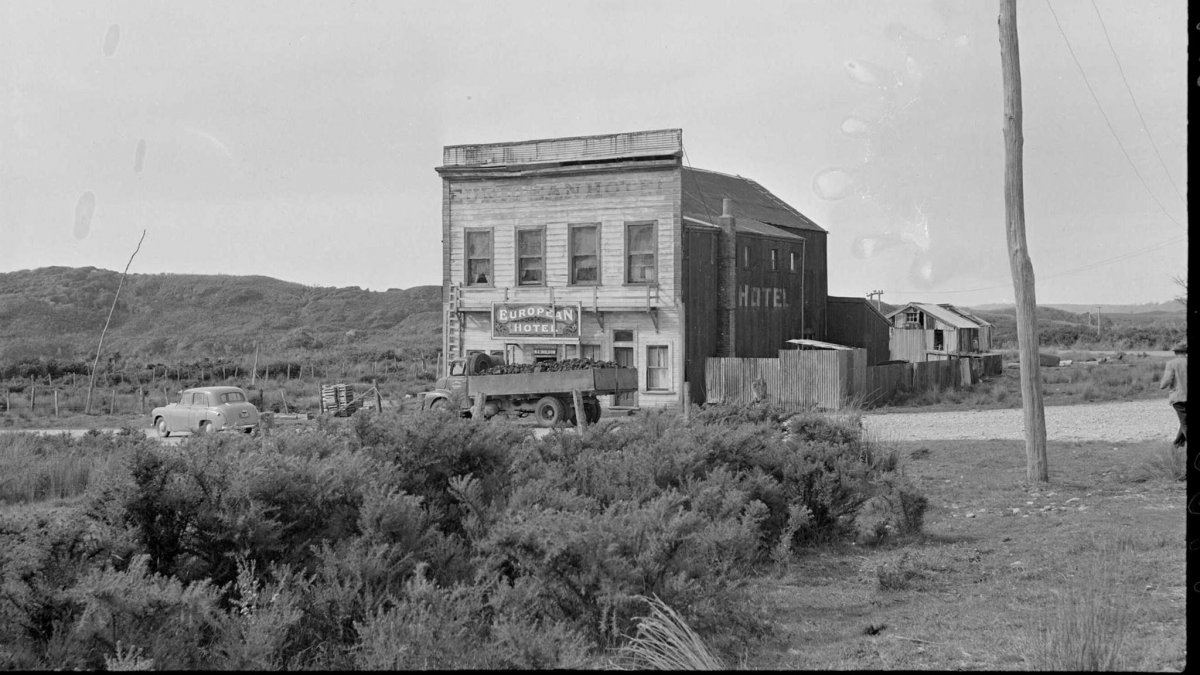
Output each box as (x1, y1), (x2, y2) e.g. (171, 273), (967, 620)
(420, 355), (637, 426)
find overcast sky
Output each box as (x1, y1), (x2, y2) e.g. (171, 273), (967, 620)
(0, 0), (1187, 306)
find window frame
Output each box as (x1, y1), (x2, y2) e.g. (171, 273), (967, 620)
(742, 244), (751, 269)
(645, 345), (670, 392)
(789, 250), (798, 273)
(515, 226), (546, 286)
(624, 221), (657, 285)
(569, 223), (601, 286)
(769, 248), (779, 271)
(464, 228), (494, 287)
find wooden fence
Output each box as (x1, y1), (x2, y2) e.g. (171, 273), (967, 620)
(706, 350), (1004, 410)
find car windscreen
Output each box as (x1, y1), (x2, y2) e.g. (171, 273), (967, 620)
(220, 392), (247, 403)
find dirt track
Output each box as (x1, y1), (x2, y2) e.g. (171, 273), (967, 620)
(861, 399), (1177, 443)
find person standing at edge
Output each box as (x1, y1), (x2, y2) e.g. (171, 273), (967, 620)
(1160, 341), (1187, 448)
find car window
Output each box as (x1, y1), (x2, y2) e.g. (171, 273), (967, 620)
(180, 392), (193, 405)
(193, 393), (211, 406)
(220, 392), (246, 403)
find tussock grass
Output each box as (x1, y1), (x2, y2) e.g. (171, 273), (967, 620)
(614, 595), (725, 671)
(1023, 539), (1140, 671)
(0, 430), (135, 504)
(1128, 444), (1186, 482)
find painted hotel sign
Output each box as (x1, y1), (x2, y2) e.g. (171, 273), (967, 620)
(491, 302), (581, 339)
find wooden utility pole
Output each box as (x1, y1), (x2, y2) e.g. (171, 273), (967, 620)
(85, 230), (146, 414)
(1000, 0), (1048, 483)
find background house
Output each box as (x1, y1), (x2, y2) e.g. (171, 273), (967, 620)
(886, 302), (993, 362)
(435, 128), (835, 408)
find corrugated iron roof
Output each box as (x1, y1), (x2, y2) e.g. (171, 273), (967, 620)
(887, 302), (985, 329)
(682, 167), (825, 233)
(937, 304), (992, 327)
(735, 217), (807, 241)
(786, 338), (856, 350)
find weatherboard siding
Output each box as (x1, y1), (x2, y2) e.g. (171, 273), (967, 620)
(446, 168), (681, 309)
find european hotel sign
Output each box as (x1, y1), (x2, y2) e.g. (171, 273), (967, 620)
(491, 302), (581, 340)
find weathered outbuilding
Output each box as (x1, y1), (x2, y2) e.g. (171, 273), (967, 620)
(886, 302), (993, 362)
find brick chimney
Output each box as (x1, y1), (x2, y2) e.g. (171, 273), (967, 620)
(717, 198), (737, 356)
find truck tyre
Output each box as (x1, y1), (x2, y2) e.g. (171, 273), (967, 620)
(535, 396), (565, 427)
(467, 353), (493, 375)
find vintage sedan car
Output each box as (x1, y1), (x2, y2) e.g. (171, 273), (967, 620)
(151, 386), (259, 437)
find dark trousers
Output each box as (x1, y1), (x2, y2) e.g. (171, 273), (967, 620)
(1172, 401), (1186, 447)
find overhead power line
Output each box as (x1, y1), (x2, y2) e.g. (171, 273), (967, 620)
(1088, 0), (1187, 206)
(886, 233), (1187, 296)
(1043, 0), (1188, 234)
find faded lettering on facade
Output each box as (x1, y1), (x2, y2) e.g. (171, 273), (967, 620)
(738, 285), (788, 309)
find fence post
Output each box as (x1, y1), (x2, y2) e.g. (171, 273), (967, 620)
(110, 389), (116, 415)
(373, 379), (382, 411)
(30, 384), (36, 412)
(139, 386), (145, 414)
(54, 390), (59, 417)
(571, 389), (586, 436)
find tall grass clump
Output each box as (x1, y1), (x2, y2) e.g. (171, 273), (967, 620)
(1024, 541), (1139, 671)
(0, 431), (147, 505)
(1128, 445), (1186, 482)
(613, 595), (725, 670)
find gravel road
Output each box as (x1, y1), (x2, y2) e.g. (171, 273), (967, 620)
(862, 399), (1176, 443)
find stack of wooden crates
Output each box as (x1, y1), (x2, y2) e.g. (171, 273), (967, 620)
(320, 384), (356, 416)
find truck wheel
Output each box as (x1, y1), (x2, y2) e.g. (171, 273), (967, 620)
(535, 396), (565, 427)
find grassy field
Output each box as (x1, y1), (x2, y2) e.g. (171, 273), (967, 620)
(878, 351), (1171, 412)
(744, 439), (1187, 670)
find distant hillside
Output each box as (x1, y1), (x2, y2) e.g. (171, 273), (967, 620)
(965, 304), (1184, 350)
(0, 267), (442, 364)
(869, 298), (1183, 350)
(972, 301), (1185, 315)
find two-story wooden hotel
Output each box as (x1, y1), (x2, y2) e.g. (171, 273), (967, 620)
(435, 128), (834, 409)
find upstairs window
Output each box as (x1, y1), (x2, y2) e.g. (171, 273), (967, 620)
(904, 309), (921, 326)
(626, 222), (657, 284)
(466, 229), (493, 286)
(742, 244), (751, 269)
(570, 224), (600, 285)
(517, 228), (545, 285)
(789, 250), (798, 272)
(769, 248), (779, 271)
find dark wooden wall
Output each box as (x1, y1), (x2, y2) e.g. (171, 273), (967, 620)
(682, 225), (719, 403)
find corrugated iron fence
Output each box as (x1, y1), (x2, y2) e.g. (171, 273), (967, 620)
(706, 351), (1004, 410)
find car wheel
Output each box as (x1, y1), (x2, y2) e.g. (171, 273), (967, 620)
(155, 418), (170, 438)
(535, 396), (565, 427)
(197, 421), (212, 435)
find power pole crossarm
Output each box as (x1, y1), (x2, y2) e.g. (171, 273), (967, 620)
(999, 0), (1048, 483)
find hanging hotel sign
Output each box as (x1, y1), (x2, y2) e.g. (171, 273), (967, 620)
(492, 302), (581, 339)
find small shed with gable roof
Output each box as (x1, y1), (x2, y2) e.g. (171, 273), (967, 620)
(885, 302), (992, 362)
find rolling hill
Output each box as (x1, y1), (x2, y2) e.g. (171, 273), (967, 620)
(0, 267), (442, 365)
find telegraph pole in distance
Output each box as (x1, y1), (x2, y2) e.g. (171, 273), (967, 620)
(1000, 0), (1048, 483)
(866, 289), (884, 312)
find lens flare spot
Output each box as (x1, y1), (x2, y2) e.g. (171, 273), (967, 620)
(133, 139), (147, 174)
(74, 192), (96, 240)
(812, 168), (855, 201)
(102, 24), (121, 57)
(840, 116), (871, 137)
